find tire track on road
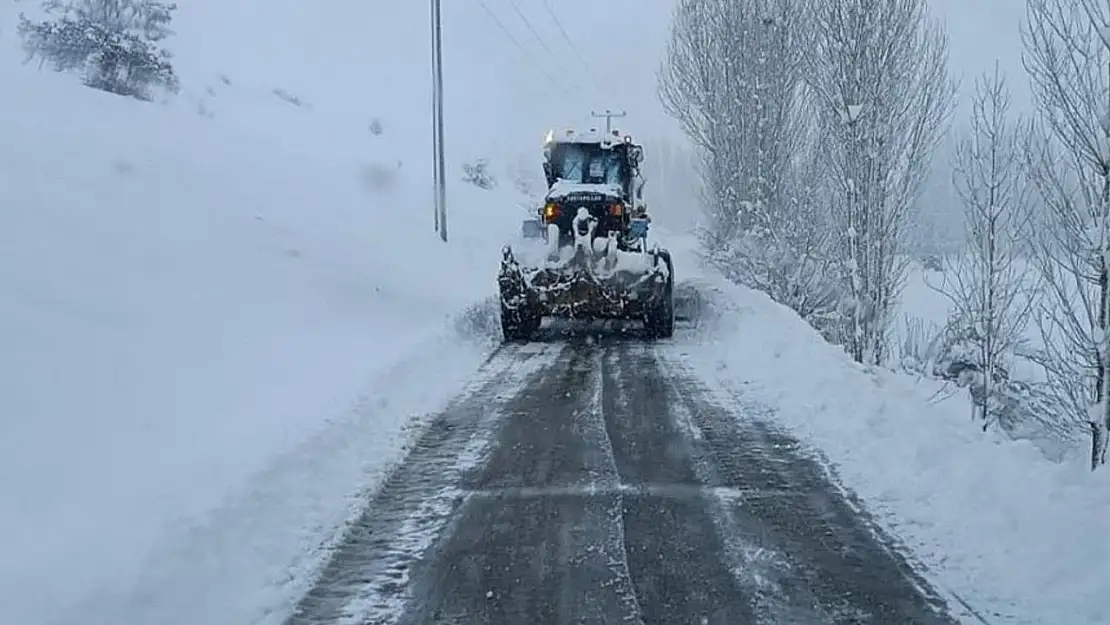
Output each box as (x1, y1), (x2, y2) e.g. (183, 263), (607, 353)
(284, 342), (564, 625)
(601, 343), (758, 625)
(396, 343), (643, 625)
(288, 332), (966, 625)
(633, 342), (829, 625)
(655, 347), (959, 624)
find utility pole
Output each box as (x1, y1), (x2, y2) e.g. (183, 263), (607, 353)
(431, 0), (447, 241)
(591, 109), (626, 135)
(430, 0), (439, 234)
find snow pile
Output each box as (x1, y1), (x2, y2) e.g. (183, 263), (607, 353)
(0, 59), (519, 625)
(672, 245), (1110, 624)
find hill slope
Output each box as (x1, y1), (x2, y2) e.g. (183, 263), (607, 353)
(0, 51), (522, 623)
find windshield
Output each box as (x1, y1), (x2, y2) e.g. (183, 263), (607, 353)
(551, 144), (624, 186)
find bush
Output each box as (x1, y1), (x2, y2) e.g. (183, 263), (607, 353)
(18, 0), (179, 101)
(898, 313), (1079, 458)
(462, 158), (496, 190)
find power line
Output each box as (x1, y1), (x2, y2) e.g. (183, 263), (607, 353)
(472, 0), (593, 105)
(504, 0), (562, 66)
(471, 0), (565, 91)
(538, 0), (608, 96)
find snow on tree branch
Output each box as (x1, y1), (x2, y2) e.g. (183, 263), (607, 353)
(925, 65), (1038, 429)
(806, 0), (957, 366)
(658, 0), (843, 335)
(1023, 0), (1110, 469)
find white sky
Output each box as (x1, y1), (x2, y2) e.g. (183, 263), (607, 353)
(928, 0), (1031, 115)
(166, 0), (678, 158)
(2, 0), (1034, 168)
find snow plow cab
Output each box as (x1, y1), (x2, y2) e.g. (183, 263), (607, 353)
(498, 127), (675, 341)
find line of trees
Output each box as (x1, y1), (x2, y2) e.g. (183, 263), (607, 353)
(660, 0), (955, 362)
(660, 0), (1110, 470)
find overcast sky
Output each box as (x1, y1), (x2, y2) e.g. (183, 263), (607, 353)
(2, 0), (1035, 167)
(430, 0), (1034, 149)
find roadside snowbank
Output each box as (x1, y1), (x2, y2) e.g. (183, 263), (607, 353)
(0, 61), (513, 624)
(669, 243), (1110, 625)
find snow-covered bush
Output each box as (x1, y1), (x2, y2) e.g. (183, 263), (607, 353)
(453, 297), (502, 343)
(18, 0), (178, 101)
(895, 314), (945, 376)
(462, 158), (496, 190)
(708, 229), (845, 343)
(899, 313), (1077, 458)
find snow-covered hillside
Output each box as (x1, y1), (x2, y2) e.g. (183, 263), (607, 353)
(0, 50), (525, 623)
(8, 0), (1101, 623)
(0, 1), (682, 621)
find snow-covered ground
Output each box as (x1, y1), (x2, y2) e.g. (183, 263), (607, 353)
(666, 238), (1110, 625)
(0, 0), (681, 621)
(893, 257), (1092, 460)
(6, 1), (1100, 622)
(0, 52), (522, 624)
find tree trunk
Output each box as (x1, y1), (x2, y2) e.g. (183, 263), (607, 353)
(1097, 169), (1110, 470)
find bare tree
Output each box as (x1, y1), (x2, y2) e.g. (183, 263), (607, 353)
(1023, 0), (1110, 470)
(926, 65), (1037, 428)
(658, 0), (842, 332)
(806, 0), (957, 365)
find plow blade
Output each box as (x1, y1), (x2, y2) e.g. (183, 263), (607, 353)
(526, 263), (661, 319)
(498, 244), (675, 341)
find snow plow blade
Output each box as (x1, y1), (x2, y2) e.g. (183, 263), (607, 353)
(497, 244), (674, 341)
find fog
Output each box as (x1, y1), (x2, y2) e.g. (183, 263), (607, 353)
(2, 0), (1029, 244)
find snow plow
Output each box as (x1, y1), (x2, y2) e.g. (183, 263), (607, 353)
(498, 128), (675, 341)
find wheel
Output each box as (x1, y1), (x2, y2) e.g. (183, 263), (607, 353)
(500, 301), (540, 342)
(644, 253), (675, 339)
(645, 283), (675, 338)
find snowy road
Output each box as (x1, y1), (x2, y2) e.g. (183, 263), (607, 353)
(285, 326), (960, 625)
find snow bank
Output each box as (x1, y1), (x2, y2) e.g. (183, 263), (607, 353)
(672, 247), (1110, 625)
(0, 59), (517, 624)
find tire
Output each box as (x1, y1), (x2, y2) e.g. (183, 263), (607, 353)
(645, 253), (675, 339)
(501, 301), (540, 342)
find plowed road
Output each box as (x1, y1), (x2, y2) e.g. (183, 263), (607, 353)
(284, 327), (959, 625)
